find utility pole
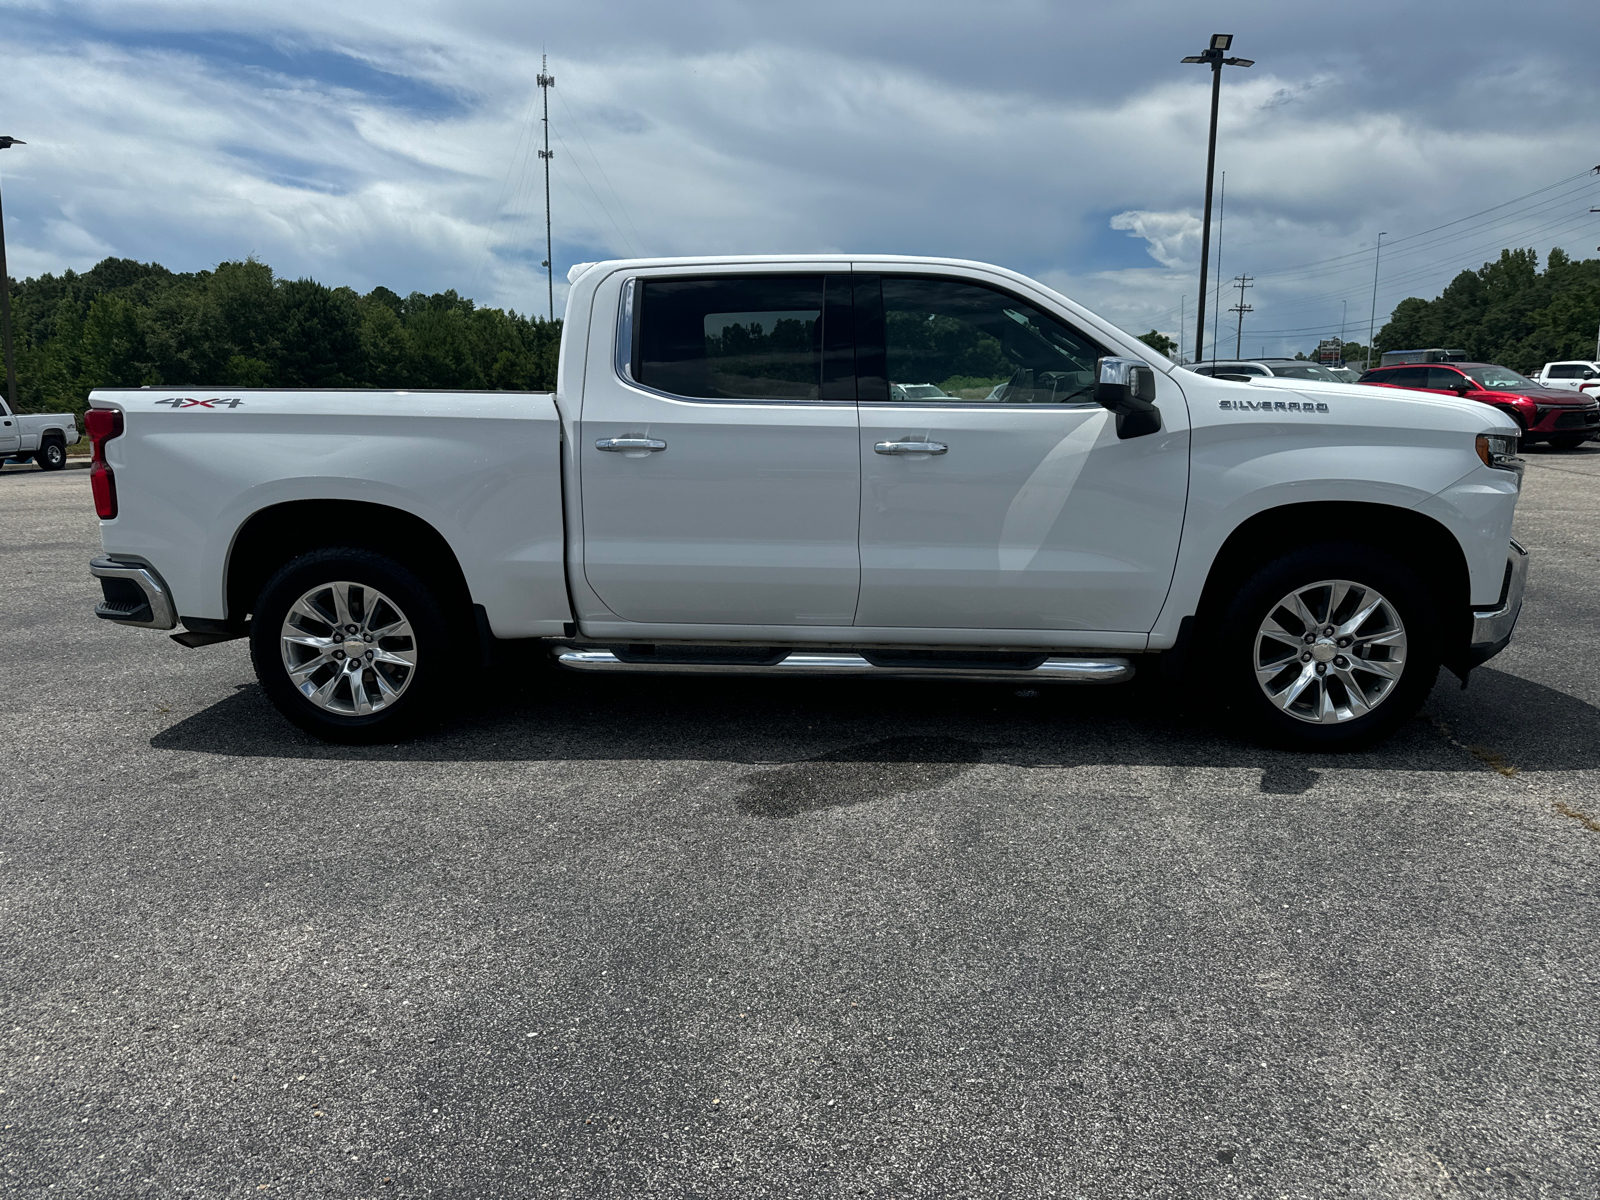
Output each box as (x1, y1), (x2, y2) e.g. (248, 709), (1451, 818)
(1592, 206), (1600, 357)
(1366, 232), (1386, 369)
(1178, 294), (1185, 363)
(1181, 35), (1253, 366)
(1340, 299), (1347, 360)
(0, 136), (23, 414)
(1229, 274), (1253, 358)
(538, 58), (555, 322)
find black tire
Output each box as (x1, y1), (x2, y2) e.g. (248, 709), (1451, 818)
(1211, 541), (1442, 750)
(36, 439), (67, 471)
(249, 547), (453, 744)
(1547, 434), (1586, 450)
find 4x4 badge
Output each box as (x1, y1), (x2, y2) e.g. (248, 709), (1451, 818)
(154, 397), (244, 408)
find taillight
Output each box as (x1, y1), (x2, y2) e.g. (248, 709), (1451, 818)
(86, 407), (123, 519)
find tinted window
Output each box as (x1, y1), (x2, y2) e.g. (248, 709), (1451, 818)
(1424, 367), (1468, 389)
(635, 275), (849, 401)
(1379, 367), (1429, 388)
(1270, 363), (1340, 381)
(877, 277), (1105, 403)
(1547, 363), (1580, 378)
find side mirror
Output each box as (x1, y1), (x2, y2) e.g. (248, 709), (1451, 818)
(1583, 368), (1597, 379)
(1094, 357), (1162, 439)
(1455, 380), (1476, 393)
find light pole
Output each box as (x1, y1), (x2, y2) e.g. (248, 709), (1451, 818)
(1182, 34), (1253, 366)
(0, 136), (23, 414)
(1366, 231), (1386, 370)
(1339, 299), (1347, 362)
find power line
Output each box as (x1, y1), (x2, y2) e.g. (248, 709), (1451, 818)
(1134, 169), (1600, 331)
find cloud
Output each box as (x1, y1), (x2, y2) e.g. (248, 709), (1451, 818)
(1110, 211), (1202, 270)
(0, 0), (1598, 357)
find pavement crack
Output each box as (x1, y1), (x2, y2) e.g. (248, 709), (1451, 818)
(1553, 802), (1600, 833)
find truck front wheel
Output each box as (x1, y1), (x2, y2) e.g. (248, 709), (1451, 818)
(250, 547), (450, 743)
(1215, 543), (1442, 749)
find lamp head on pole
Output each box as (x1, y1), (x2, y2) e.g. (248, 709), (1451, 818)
(1182, 36), (1251, 68)
(0, 137), (25, 150)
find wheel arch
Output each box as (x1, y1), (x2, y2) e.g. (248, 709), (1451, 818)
(1195, 500), (1472, 651)
(225, 500), (474, 628)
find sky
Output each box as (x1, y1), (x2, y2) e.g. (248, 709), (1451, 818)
(2, 0), (1599, 359)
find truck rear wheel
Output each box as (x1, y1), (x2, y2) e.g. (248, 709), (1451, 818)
(1214, 542), (1441, 749)
(36, 438), (66, 471)
(250, 547), (450, 743)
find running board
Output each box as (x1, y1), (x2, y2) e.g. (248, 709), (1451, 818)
(555, 649), (1133, 685)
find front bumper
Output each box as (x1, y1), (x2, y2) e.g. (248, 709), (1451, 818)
(1465, 539), (1529, 669)
(89, 557), (178, 630)
(1528, 403), (1599, 437)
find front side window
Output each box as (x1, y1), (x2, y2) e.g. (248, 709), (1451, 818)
(1425, 367), (1468, 389)
(876, 276), (1106, 403)
(1463, 365), (1538, 391)
(1547, 364), (1580, 379)
(633, 275), (850, 401)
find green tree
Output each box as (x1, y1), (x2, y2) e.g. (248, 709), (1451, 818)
(1137, 329), (1176, 358)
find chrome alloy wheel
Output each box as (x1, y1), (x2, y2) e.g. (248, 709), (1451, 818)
(1253, 578), (1408, 724)
(279, 580), (418, 716)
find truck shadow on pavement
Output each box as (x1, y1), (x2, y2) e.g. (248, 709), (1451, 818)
(150, 663), (1599, 795)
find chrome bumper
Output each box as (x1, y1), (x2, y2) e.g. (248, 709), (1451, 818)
(89, 557), (178, 630)
(1467, 539), (1528, 664)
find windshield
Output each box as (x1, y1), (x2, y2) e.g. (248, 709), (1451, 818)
(1463, 365), (1538, 391)
(1271, 363), (1341, 381)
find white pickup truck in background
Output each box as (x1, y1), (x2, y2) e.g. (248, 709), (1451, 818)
(84, 255), (1528, 750)
(1, 397), (80, 470)
(1536, 360), (1600, 397)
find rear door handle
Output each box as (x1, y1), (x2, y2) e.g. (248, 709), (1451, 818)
(874, 440), (947, 455)
(596, 437), (667, 452)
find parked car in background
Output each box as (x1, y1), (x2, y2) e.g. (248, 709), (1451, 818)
(890, 383), (954, 401)
(0, 399), (80, 470)
(1379, 348), (1468, 367)
(1188, 359), (1346, 383)
(1536, 360), (1600, 393)
(1357, 361), (1599, 448)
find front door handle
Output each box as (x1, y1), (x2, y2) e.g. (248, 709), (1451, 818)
(596, 437), (667, 453)
(874, 440), (947, 455)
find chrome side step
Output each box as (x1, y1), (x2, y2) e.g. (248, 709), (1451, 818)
(555, 649), (1133, 685)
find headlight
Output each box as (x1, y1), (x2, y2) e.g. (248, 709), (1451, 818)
(1476, 432), (1522, 471)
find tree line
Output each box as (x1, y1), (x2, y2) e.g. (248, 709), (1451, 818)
(4, 256), (561, 416)
(1377, 247), (1600, 372)
(1135, 246), (1600, 371)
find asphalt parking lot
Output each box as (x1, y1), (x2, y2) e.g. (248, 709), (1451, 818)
(3, 450), (1599, 1198)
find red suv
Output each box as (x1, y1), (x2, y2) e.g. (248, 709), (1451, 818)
(1357, 361), (1599, 448)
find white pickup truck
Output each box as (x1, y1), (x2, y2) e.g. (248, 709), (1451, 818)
(84, 255), (1528, 750)
(1, 397), (80, 470)
(1536, 360), (1600, 398)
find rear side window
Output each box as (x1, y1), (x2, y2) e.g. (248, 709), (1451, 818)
(634, 275), (852, 401)
(1381, 367), (1428, 388)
